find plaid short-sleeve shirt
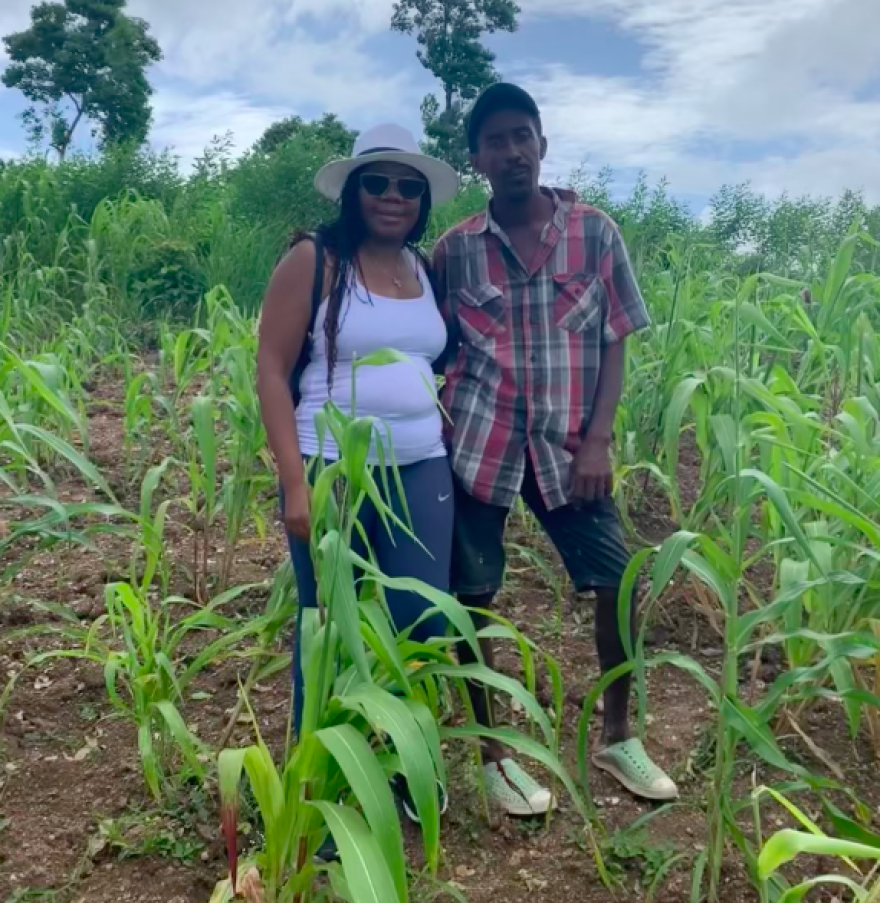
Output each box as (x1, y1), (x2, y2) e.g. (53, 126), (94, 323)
(434, 188), (650, 511)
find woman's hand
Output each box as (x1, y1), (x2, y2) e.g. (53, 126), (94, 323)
(283, 482), (311, 541)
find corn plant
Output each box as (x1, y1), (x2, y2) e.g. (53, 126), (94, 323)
(582, 254), (880, 902)
(215, 352), (590, 903)
(4, 578), (269, 801)
(756, 788), (880, 902)
(123, 369), (161, 482)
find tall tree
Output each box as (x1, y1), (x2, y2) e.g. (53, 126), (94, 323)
(255, 113), (357, 157)
(2, 0), (162, 160)
(391, 0), (519, 173)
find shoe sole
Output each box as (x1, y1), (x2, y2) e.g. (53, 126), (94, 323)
(592, 753), (679, 801)
(497, 794), (558, 817)
(401, 784), (449, 824)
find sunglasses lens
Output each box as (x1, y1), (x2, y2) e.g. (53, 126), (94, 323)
(360, 174), (390, 196)
(398, 178), (427, 200)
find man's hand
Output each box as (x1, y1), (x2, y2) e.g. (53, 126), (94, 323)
(571, 435), (613, 503)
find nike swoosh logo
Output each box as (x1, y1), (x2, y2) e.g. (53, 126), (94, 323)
(438, 493), (451, 502)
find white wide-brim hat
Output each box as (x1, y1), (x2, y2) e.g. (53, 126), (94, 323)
(314, 123), (460, 206)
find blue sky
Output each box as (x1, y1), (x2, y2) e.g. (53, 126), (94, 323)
(2, 0), (880, 214)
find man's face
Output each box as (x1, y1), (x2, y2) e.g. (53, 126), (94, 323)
(471, 109), (546, 203)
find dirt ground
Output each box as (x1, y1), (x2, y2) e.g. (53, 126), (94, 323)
(1, 372), (878, 903)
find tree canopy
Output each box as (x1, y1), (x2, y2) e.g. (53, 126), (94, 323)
(2, 0), (162, 159)
(254, 113), (357, 157)
(392, 0), (519, 173)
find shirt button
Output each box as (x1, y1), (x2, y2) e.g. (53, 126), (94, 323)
(530, 354), (537, 363)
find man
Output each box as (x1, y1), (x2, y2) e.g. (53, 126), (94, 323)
(433, 83), (678, 815)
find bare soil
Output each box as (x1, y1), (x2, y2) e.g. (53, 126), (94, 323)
(1, 371), (878, 903)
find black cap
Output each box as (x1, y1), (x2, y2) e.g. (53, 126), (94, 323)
(465, 82), (541, 153)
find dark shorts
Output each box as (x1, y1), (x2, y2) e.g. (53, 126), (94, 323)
(451, 458), (630, 597)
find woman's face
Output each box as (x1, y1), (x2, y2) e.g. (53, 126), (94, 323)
(356, 162), (427, 243)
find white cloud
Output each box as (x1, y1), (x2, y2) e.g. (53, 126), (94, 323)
(517, 0), (880, 201)
(129, 0), (408, 114)
(3, 0), (880, 201)
(0, 0), (35, 61)
(3, 0), (412, 164)
(126, 0), (414, 162)
(150, 90), (287, 164)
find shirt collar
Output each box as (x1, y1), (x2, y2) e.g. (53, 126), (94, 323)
(478, 187), (577, 235)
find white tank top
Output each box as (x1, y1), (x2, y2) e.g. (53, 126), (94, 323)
(296, 258), (447, 465)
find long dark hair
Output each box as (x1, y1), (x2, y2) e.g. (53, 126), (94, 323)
(287, 166), (434, 393)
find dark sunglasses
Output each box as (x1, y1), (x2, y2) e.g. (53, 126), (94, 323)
(359, 172), (428, 200)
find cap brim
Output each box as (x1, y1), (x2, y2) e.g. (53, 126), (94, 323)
(315, 151), (460, 205)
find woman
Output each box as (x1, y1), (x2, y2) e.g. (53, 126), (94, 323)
(256, 124), (459, 803)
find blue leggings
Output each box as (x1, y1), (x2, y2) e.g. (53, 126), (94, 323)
(285, 456), (453, 735)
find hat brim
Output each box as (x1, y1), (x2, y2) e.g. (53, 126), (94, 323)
(314, 151), (460, 206)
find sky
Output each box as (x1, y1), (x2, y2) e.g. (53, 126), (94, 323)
(2, 0), (880, 213)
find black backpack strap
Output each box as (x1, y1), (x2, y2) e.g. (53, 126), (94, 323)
(309, 230), (325, 329)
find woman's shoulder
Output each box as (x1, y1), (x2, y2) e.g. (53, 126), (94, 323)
(276, 235), (336, 294)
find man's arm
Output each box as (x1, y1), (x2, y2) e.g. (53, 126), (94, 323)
(585, 340), (625, 445)
(571, 219), (649, 502)
(431, 236), (458, 376)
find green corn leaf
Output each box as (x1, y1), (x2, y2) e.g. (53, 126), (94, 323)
(103, 651), (127, 710)
(359, 599), (412, 697)
(192, 395), (217, 515)
(300, 609), (341, 736)
(721, 697), (808, 778)
(618, 546), (655, 661)
(309, 801), (403, 903)
(472, 610), (539, 702)
(822, 225), (860, 312)
(324, 863), (354, 902)
(340, 684), (440, 872)
(650, 653), (722, 706)
(154, 699), (206, 773)
(316, 724), (407, 902)
(348, 551), (482, 664)
(829, 656), (861, 737)
(310, 460), (343, 539)
(0, 343), (81, 430)
(681, 547), (737, 611)
(353, 348), (411, 369)
(342, 416), (377, 498)
(710, 414), (739, 477)
(821, 798), (880, 849)
(651, 531), (699, 599)
(740, 469), (822, 570)
(442, 725), (584, 817)
(738, 301), (794, 350)
(759, 828), (880, 879)
(413, 662), (554, 747)
(318, 532), (372, 684)
(140, 457), (174, 523)
(401, 697), (448, 791)
(663, 376), (705, 506)
(783, 877), (867, 903)
(15, 423), (116, 501)
(736, 572), (864, 646)
(138, 721), (161, 800)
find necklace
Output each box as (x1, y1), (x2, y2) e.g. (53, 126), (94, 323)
(361, 250), (407, 289)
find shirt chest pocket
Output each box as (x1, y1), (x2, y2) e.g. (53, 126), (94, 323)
(553, 273), (604, 334)
(454, 284), (507, 340)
